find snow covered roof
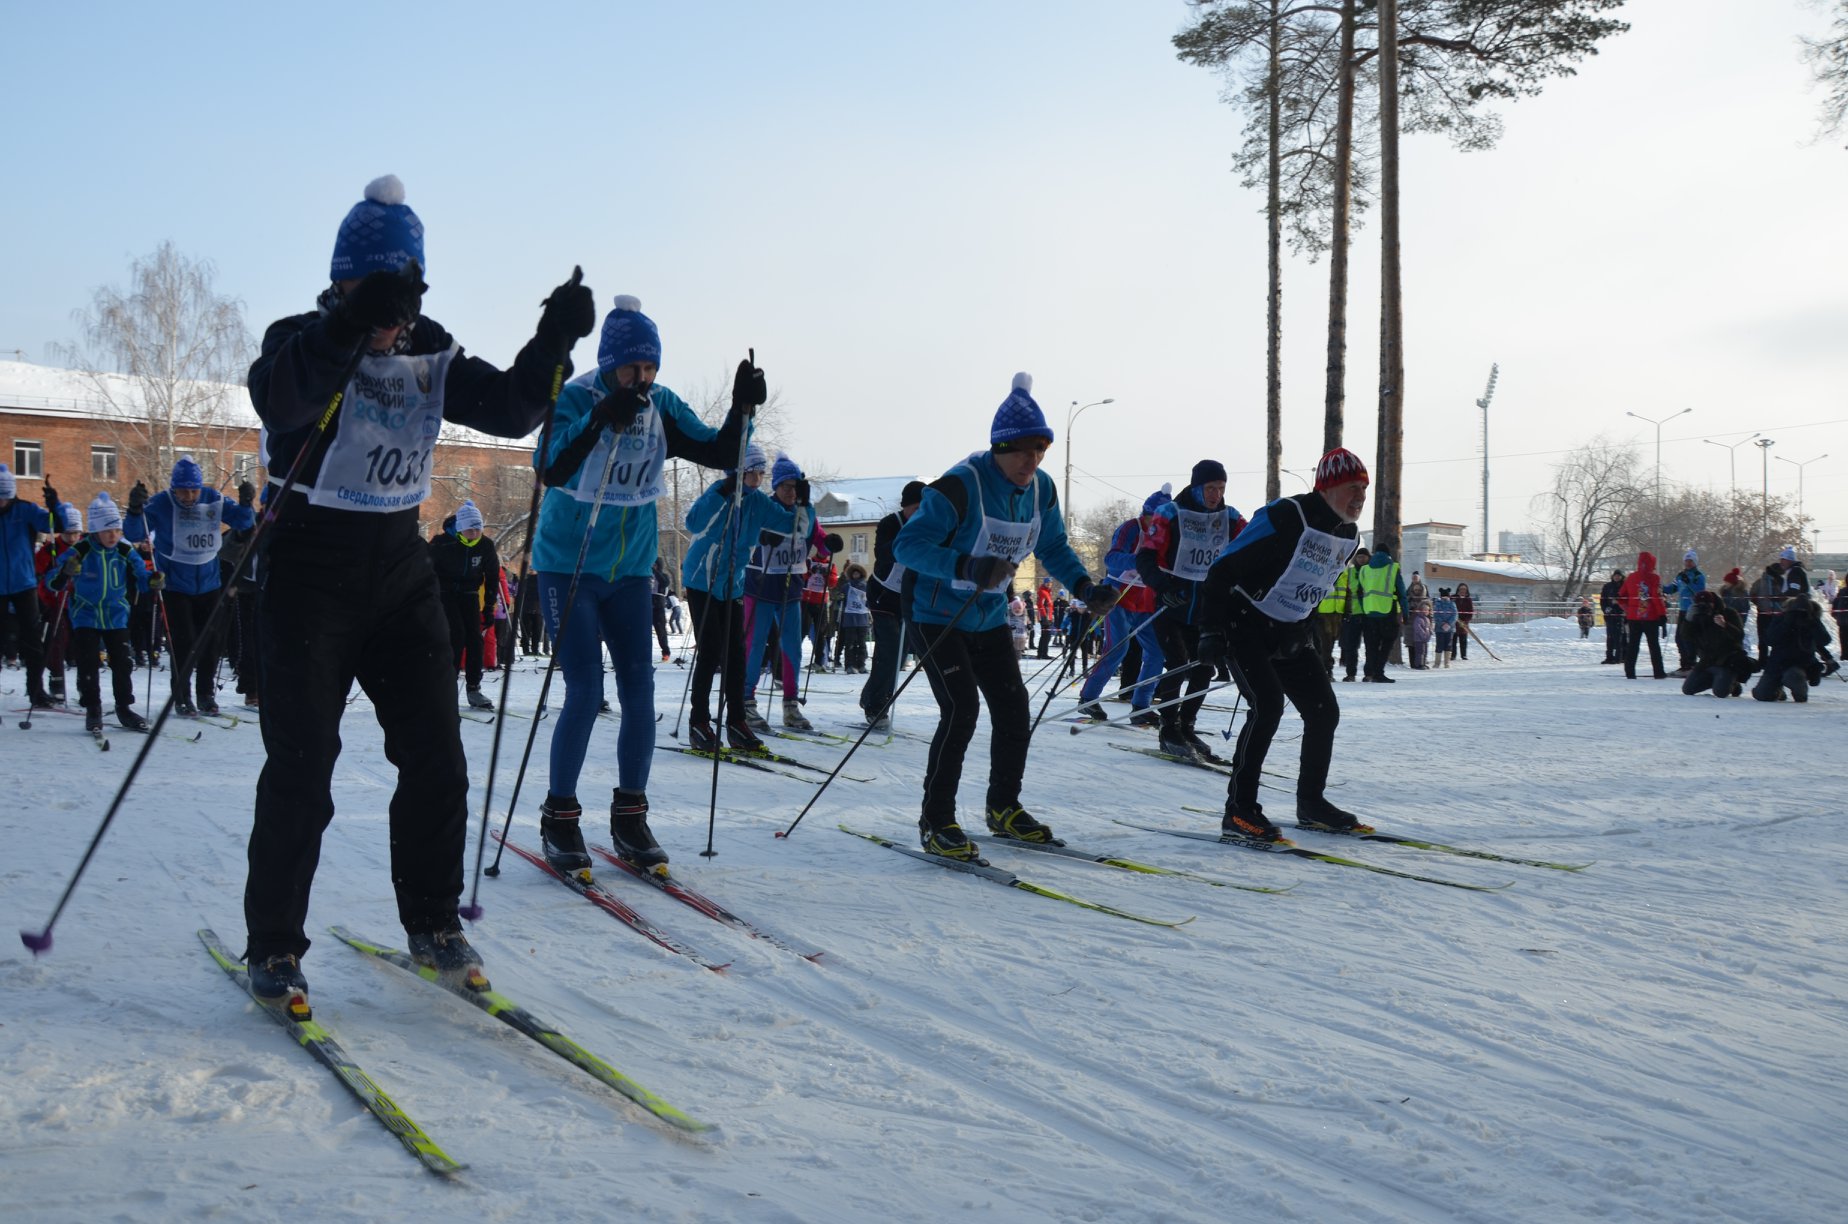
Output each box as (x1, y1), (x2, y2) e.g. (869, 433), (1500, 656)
(0, 358), (529, 451)
(1422, 556), (1567, 584)
(811, 475), (927, 524)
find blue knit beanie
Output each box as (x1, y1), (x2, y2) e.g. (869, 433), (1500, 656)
(739, 443), (768, 475)
(330, 175), (425, 281)
(58, 502), (81, 533)
(990, 373), (1053, 449)
(1142, 483), (1173, 516)
(0, 464), (14, 498)
(771, 453), (804, 489)
(171, 455), (204, 490)
(1190, 459), (1228, 488)
(88, 492), (123, 534)
(598, 295), (662, 377)
(454, 500), (484, 532)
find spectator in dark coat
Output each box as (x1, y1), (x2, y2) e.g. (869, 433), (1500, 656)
(1599, 568), (1626, 664)
(1753, 595), (1832, 703)
(1680, 590), (1755, 698)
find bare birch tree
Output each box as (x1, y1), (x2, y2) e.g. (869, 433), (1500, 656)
(52, 242), (256, 487)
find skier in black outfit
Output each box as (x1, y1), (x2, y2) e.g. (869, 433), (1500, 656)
(1195, 448), (1369, 842)
(1598, 569), (1625, 664)
(1679, 590), (1755, 699)
(1753, 593), (1832, 703)
(857, 480), (925, 729)
(428, 500), (500, 709)
(1137, 458), (1245, 765)
(239, 175), (595, 1015)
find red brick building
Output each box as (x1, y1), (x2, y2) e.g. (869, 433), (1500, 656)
(0, 360), (536, 535)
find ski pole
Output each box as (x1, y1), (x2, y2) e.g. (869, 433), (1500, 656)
(483, 372), (627, 881)
(20, 323), (375, 955)
(667, 582), (718, 738)
(1065, 676), (1241, 735)
(1025, 603), (1121, 735)
(1219, 690), (1245, 740)
(19, 589), (70, 731)
(699, 352), (762, 859)
(777, 583), (984, 840)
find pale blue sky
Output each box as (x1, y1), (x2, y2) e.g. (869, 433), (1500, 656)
(5, 1), (1845, 550)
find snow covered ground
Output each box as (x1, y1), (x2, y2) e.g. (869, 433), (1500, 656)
(4, 617), (1845, 1222)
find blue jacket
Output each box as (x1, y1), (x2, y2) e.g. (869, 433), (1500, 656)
(894, 452), (1090, 632)
(1664, 566), (1706, 617)
(48, 537), (150, 630)
(1, 499), (52, 595)
(124, 489), (255, 596)
(681, 480), (797, 600)
(1433, 596), (1458, 631)
(532, 372), (748, 581)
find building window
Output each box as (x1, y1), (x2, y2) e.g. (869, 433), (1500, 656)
(852, 532), (868, 556)
(232, 452), (258, 483)
(13, 440), (43, 479)
(92, 445), (118, 482)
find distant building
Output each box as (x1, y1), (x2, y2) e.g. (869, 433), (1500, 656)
(812, 475), (928, 572)
(1362, 522), (1467, 585)
(0, 359), (535, 535)
(1421, 556), (1576, 616)
(1497, 530), (1544, 559)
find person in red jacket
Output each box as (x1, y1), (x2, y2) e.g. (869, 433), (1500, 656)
(1034, 578), (1056, 659)
(1618, 551), (1669, 679)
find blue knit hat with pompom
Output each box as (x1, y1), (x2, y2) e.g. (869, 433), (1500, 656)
(1142, 483), (1173, 516)
(771, 453), (804, 489)
(598, 295), (662, 377)
(330, 175), (425, 281)
(990, 373), (1053, 449)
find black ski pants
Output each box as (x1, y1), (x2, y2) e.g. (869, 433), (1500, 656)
(916, 623), (1031, 829)
(160, 588), (226, 705)
(860, 611), (911, 719)
(685, 588), (747, 727)
(652, 599), (670, 658)
(1603, 614), (1624, 662)
(1683, 665), (1738, 698)
(72, 625), (135, 715)
(1152, 616), (1210, 732)
(443, 593), (486, 689)
(1623, 618), (1665, 679)
(245, 524), (470, 963)
(1338, 616), (1364, 679)
(1362, 616), (1398, 679)
(1227, 633), (1339, 815)
(233, 586), (261, 699)
(1, 587), (50, 702)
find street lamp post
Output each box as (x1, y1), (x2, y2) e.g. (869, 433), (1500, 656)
(1702, 432), (1760, 494)
(1626, 407), (1691, 560)
(1776, 452), (1827, 541)
(1753, 438), (1775, 536)
(1063, 397), (1116, 527)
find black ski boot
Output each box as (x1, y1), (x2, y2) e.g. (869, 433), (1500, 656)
(1296, 798), (1373, 835)
(173, 697), (198, 717)
(116, 707), (148, 732)
(610, 789), (667, 871)
(686, 717), (721, 754)
(1222, 802), (1283, 843)
(1184, 728), (1227, 764)
(248, 952), (311, 1020)
(986, 805), (1064, 846)
(29, 690), (56, 710)
(84, 707), (104, 733)
(1158, 719), (1201, 764)
(1076, 701), (1108, 723)
(540, 794), (593, 874)
(407, 923), (488, 991)
(725, 716), (767, 756)
(1129, 709), (1160, 728)
(197, 691), (220, 716)
(466, 686), (494, 710)
(919, 818), (981, 862)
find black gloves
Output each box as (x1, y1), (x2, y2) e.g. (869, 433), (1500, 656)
(1195, 629), (1229, 669)
(338, 261), (426, 335)
(60, 553), (81, 577)
(148, 572), (167, 592)
(1079, 580), (1122, 615)
(538, 266), (596, 352)
(715, 477), (737, 501)
(41, 478), (59, 512)
(237, 481), (256, 508)
(731, 358), (767, 417)
(793, 478), (811, 506)
(128, 481), (149, 516)
(1160, 583), (1190, 611)
(594, 382), (650, 433)
(825, 533), (845, 554)
(958, 555), (1012, 589)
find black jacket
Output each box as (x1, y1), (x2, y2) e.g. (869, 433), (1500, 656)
(868, 511), (905, 616)
(428, 531), (501, 606)
(1201, 491), (1357, 653)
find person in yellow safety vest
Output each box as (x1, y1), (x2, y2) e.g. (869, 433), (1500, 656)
(1330, 547), (1370, 681)
(1357, 545), (1407, 682)
(1313, 558), (1355, 676)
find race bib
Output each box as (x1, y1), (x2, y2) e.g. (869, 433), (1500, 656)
(1247, 511), (1353, 623)
(572, 384), (667, 507)
(166, 500), (223, 566)
(308, 347), (456, 511)
(844, 585), (868, 616)
(950, 459), (1042, 592)
(1165, 507), (1230, 582)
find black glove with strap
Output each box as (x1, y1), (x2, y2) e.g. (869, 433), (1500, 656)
(957, 554), (1013, 590)
(794, 478), (811, 507)
(1076, 578), (1121, 616)
(593, 382), (650, 434)
(127, 481), (150, 516)
(238, 481), (256, 508)
(335, 262), (427, 339)
(41, 477), (60, 513)
(715, 477), (737, 501)
(537, 266), (596, 354)
(731, 358), (767, 417)
(1195, 628), (1230, 670)
(1160, 582), (1190, 611)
